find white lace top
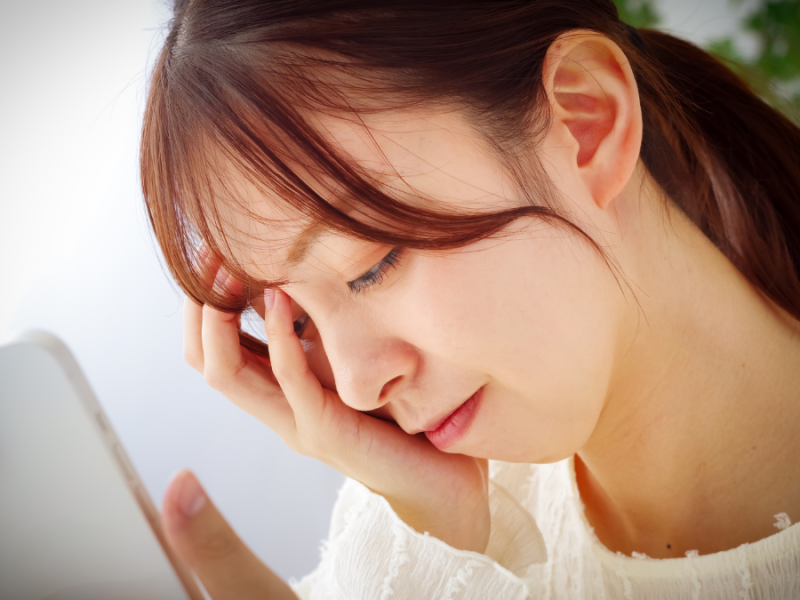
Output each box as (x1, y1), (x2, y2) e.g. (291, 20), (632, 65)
(291, 457), (800, 599)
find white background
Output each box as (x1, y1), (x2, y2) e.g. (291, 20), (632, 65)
(0, 0), (758, 583)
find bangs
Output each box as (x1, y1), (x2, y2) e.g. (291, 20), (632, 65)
(141, 0), (800, 359)
(141, 37), (566, 314)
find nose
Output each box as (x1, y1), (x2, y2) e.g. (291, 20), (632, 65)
(319, 315), (418, 412)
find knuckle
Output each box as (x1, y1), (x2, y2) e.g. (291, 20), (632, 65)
(203, 366), (229, 390)
(297, 428), (328, 459)
(264, 324), (286, 345)
(203, 359), (246, 391)
(302, 436), (325, 459)
(272, 361), (310, 386)
(270, 361), (293, 383)
(183, 347), (203, 371)
(284, 436), (303, 454)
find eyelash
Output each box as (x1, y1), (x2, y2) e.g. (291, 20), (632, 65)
(347, 247), (402, 294)
(293, 313), (309, 337)
(291, 247), (403, 337)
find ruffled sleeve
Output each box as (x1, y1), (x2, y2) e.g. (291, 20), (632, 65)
(291, 475), (548, 600)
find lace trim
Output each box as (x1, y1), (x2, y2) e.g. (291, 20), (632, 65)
(441, 558), (482, 600)
(379, 522), (410, 600)
(773, 513), (792, 531)
(684, 550), (702, 600)
(615, 567), (633, 600)
(736, 548), (754, 599)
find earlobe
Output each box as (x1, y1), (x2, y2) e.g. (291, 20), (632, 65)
(541, 30), (642, 210)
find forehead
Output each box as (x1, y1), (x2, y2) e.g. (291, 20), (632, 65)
(205, 167), (318, 282)
(205, 106), (512, 278)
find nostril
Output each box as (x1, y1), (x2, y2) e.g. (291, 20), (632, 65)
(379, 375), (403, 403)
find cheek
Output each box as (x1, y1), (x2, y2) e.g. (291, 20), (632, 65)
(404, 230), (623, 461)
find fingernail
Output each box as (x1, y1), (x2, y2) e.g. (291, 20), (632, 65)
(264, 288), (275, 311)
(174, 470), (207, 517)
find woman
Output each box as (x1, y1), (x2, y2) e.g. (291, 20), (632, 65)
(141, 1), (800, 598)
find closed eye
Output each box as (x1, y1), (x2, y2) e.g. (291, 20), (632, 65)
(286, 248), (403, 338)
(348, 248), (402, 294)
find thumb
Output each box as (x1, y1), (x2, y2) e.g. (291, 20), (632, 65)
(162, 470), (298, 600)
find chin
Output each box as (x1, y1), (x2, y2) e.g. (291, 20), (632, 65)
(456, 438), (577, 464)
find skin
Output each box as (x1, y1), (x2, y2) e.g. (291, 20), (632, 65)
(161, 30), (800, 598)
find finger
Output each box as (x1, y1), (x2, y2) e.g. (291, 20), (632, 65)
(264, 289), (325, 420)
(201, 301), (295, 435)
(184, 297), (205, 372)
(183, 247), (222, 373)
(162, 471), (299, 600)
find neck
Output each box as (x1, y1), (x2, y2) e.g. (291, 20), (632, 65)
(576, 170), (800, 558)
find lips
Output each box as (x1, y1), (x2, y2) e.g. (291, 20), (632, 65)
(422, 410), (455, 434)
(424, 387), (483, 450)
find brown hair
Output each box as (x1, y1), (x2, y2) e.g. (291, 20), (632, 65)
(141, 0), (800, 356)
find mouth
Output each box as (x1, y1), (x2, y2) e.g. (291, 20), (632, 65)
(423, 387), (484, 451)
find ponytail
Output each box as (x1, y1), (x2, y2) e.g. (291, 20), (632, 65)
(636, 29), (800, 318)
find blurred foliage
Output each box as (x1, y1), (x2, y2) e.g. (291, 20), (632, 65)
(613, 0), (800, 123)
(613, 0), (661, 28)
(743, 1), (800, 81)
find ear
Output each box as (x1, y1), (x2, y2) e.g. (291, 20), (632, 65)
(540, 30), (642, 210)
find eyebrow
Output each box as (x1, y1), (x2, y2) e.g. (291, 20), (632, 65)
(285, 221), (325, 266)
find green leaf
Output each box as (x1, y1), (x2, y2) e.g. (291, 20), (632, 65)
(612, 0), (661, 28)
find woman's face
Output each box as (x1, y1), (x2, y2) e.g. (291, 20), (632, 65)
(220, 108), (631, 464)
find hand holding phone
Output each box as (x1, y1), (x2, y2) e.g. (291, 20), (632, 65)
(161, 470), (299, 600)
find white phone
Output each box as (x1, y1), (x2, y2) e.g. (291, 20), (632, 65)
(0, 330), (204, 600)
